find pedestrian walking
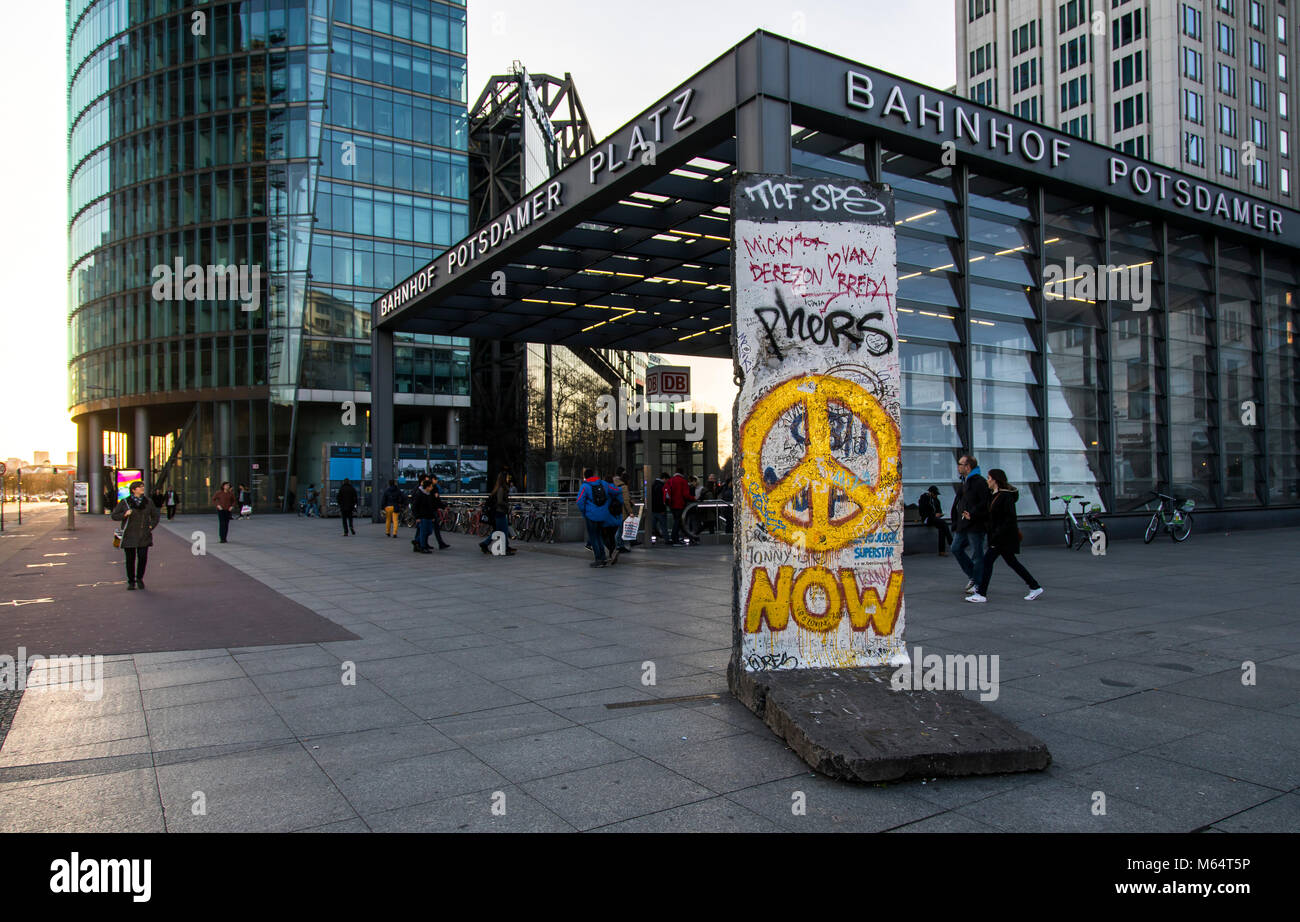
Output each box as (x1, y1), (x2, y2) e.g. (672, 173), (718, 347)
(164, 488), (178, 520)
(478, 473), (516, 555)
(237, 483), (253, 519)
(111, 480), (160, 590)
(410, 478), (435, 553)
(211, 481), (237, 543)
(304, 484), (321, 517)
(966, 469), (1044, 604)
(918, 485), (952, 556)
(428, 474), (451, 549)
(950, 453), (991, 595)
(612, 467), (634, 553)
(381, 479), (404, 538)
(577, 468), (623, 567)
(666, 467), (691, 546)
(337, 479), (358, 536)
(650, 471), (670, 545)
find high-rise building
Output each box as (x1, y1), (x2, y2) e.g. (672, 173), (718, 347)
(957, 0), (1299, 204)
(67, 0), (469, 512)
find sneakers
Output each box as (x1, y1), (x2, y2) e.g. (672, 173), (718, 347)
(1024, 587), (1045, 601)
(437, 543), (451, 550)
(610, 547), (621, 566)
(965, 593), (987, 603)
(590, 559), (607, 568)
(964, 579), (976, 593)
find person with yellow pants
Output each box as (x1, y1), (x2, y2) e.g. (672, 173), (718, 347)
(380, 480), (404, 538)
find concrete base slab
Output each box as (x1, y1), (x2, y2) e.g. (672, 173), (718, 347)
(728, 664), (1051, 783)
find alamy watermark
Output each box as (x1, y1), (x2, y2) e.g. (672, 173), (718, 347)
(1044, 257), (1151, 311)
(151, 259), (261, 311)
(0, 648), (104, 701)
(596, 386), (703, 441)
(890, 645), (1000, 702)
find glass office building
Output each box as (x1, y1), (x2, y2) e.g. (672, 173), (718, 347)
(67, 0), (469, 511)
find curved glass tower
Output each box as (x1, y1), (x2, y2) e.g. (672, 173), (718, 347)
(68, 0), (469, 512)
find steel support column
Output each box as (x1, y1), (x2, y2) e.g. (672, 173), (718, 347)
(371, 326), (395, 522)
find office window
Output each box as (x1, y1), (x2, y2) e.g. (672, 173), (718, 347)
(1217, 22), (1236, 56)
(1280, 15), (1288, 43)
(1013, 96), (1041, 120)
(1281, 128), (1289, 157)
(1117, 135), (1147, 157)
(1251, 77), (1268, 109)
(1060, 74), (1090, 110)
(1183, 46), (1203, 81)
(1183, 4), (1203, 40)
(1281, 92), (1289, 119)
(1251, 157), (1268, 187)
(1184, 88), (1204, 124)
(1059, 0), (1087, 32)
(969, 0), (993, 22)
(1251, 117), (1267, 147)
(1061, 114), (1091, 138)
(1014, 58), (1039, 92)
(1220, 144), (1239, 175)
(1112, 9), (1144, 49)
(1282, 167), (1291, 194)
(1219, 62), (1237, 96)
(1249, 38), (1266, 70)
(1280, 55), (1288, 80)
(1185, 131), (1206, 164)
(1217, 0), (1235, 14)
(1219, 104), (1238, 137)
(1061, 35), (1089, 72)
(1115, 93), (1147, 130)
(1113, 50), (1144, 89)
(1249, 0), (1265, 30)
(1012, 20), (1039, 55)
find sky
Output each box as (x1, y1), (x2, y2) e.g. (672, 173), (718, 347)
(0, 0), (955, 463)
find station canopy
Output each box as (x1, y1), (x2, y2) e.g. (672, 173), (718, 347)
(373, 31), (1300, 360)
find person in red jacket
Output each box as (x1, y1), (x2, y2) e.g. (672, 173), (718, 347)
(666, 468), (691, 546)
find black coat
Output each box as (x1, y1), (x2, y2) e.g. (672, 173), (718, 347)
(953, 472), (991, 533)
(336, 483), (358, 512)
(411, 488), (436, 519)
(986, 487), (1022, 553)
(111, 496), (160, 548)
(381, 485), (404, 509)
(918, 492), (940, 521)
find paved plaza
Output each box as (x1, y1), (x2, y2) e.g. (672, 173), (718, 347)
(0, 505), (1297, 832)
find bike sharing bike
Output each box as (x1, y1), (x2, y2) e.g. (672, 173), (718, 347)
(731, 173), (907, 675)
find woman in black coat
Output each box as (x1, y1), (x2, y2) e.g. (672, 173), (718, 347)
(111, 480), (161, 590)
(964, 469), (1043, 603)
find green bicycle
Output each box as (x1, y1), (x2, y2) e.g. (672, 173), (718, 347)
(1144, 492), (1194, 543)
(1052, 494), (1108, 550)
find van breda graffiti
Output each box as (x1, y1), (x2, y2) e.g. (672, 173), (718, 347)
(731, 174), (907, 673)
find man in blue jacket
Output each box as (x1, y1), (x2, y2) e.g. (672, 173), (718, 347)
(576, 468), (623, 568)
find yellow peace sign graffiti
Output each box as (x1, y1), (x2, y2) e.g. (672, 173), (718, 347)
(741, 374), (901, 553)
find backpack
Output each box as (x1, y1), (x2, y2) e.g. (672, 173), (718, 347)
(588, 481), (607, 507)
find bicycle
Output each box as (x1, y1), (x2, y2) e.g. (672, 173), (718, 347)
(1051, 494), (1108, 551)
(1143, 492), (1194, 543)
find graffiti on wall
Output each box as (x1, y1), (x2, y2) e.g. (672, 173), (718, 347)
(732, 174), (906, 671)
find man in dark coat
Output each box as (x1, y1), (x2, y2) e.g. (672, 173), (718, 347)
(111, 480), (160, 590)
(336, 479), (358, 536)
(950, 454), (991, 594)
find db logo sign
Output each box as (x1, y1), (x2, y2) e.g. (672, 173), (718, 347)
(647, 366), (690, 399)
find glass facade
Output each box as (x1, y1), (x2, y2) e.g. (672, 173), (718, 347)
(67, 0), (470, 510)
(789, 123), (1300, 519)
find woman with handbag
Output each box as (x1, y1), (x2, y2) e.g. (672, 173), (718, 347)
(964, 469), (1044, 604)
(111, 480), (161, 590)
